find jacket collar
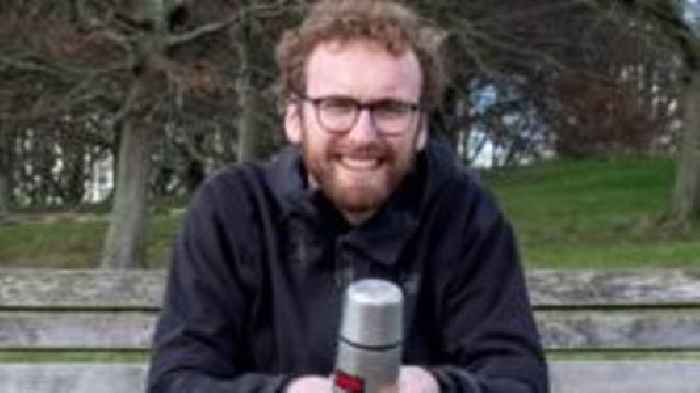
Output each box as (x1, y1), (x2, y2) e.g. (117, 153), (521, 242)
(265, 141), (455, 267)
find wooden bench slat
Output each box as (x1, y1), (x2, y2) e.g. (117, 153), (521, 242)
(1, 269), (699, 392)
(537, 310), (700, 350)
(0, 364), (147, 393)
(0, 269), (165, 309)
(0, 361), (698, 393)
(2, 269), (700, 308)
(2, 310), (700, 351)
(528, 269), (700, 307)
(549, 361), (700, 393)
(0, 312), (155, 349)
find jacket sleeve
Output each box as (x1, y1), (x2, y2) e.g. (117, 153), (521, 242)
(146, 177), (294, 393)
(428, 187), (549, 393)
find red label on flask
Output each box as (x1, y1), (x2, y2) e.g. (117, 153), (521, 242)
(334, 370), (365, 393)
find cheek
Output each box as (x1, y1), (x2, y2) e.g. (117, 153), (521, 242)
(302, 130), (334, 160)
(394, 136), (420, 158)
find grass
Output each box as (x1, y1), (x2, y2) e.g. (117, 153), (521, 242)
(482, 156), (700, 269)
(545, 349), (700, 361)
(0, 350), (149, 363)
(0, 156), (698, 269)
(0, 213), (181, 269)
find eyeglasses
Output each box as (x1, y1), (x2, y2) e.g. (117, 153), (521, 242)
(298, 95), (422, 135)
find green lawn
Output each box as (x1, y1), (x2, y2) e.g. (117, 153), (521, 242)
(0, 350), (149, 363)
(0, 156), (698, 269)
(0, 213), (181, 269)
(483, 156), (700, 269)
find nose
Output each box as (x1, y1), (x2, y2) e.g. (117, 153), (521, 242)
(347, 108), (379, 143)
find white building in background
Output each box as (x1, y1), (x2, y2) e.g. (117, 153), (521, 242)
(86, 154), (114, 203)
(686, 0), (699, 33)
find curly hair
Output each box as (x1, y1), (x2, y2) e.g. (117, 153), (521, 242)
(276, 0), (446, 111)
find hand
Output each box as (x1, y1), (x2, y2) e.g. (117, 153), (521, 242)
(387, 366), (439, 393)
(286, 375), (332, 393)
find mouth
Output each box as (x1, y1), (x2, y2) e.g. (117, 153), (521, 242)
(337, 156), (382, 171)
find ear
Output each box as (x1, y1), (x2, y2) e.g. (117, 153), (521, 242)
(284, 102), (302, 144)
(416, 113), (428, 151)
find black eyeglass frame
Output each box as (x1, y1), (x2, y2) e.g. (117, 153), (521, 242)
(294, 94), (424, 136)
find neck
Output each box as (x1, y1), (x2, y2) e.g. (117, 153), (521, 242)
(342, 209), (375, 226)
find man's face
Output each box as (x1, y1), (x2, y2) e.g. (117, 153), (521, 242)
(285, 40), (427, 224)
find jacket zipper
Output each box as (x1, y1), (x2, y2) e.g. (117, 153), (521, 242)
(334, 239), (354, 291)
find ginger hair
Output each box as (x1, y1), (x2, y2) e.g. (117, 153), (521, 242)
(276, 0), (446, 110)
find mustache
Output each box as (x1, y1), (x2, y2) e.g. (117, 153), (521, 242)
(330, 141), (390, 159)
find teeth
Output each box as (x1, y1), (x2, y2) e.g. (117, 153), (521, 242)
(340, 157), (379, 170)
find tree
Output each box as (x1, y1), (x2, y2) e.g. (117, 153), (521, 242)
(233, 14), (272, 163)
(99, 0), (251, 268)
(670, 0), (700, 225)
(575, 0), (700, 226)
(673, 66), (700, 225)
(611, 0), (700, 226)
(1, 0), (289, 267)
(412, 0), (673, 163)
(0, 128), (11, 223)
(3, 0), (692, 265)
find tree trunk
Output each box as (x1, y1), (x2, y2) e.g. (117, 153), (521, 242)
(0, 129), (12, 223)
(101, 120), (153, 268)
(235, 24), (267, 163)
(0, 171), (9, 222)
(671, 70), (700, 224)
(100, 0), (170, 268)
(236, 77), (266, 162)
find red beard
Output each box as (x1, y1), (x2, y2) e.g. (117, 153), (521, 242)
(301, 137), (413, 216)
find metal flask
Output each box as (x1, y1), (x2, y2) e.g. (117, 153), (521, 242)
(333, 279), (404, 393)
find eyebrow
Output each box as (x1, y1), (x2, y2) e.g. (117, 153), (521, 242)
(305, 94), (419, 105)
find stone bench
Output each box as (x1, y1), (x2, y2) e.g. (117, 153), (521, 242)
(1, 268), (699, 393)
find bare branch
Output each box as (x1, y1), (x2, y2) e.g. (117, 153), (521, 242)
(166, 3), (287, 48)
(0, 56), (71, 78)
(475, 0), (594, 26)
(167, 14), (242, 47)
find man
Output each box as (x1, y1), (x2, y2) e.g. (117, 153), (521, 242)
(147, 1), (548, 392)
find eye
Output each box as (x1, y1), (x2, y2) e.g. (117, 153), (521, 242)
(373, 101), (412, 118)
(318, 97), (357, 115)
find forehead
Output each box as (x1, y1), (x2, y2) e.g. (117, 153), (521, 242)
(305, 40), (422, 101)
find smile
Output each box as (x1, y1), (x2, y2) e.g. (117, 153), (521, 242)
(338, 157), (381, 170)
